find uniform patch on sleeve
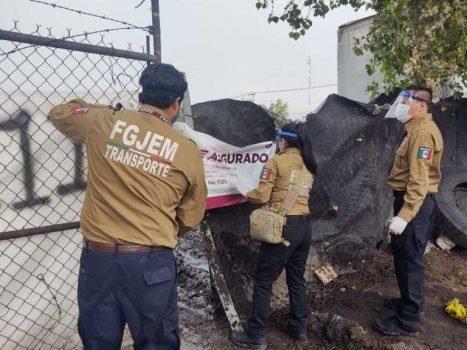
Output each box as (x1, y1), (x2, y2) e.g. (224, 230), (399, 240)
(72, 108), (89, 115)
(260, 168), (272, 180)
(418, 147), (433, 160)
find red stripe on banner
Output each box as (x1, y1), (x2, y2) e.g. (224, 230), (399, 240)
(206, 194), (247, 210)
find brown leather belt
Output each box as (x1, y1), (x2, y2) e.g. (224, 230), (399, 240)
(84, 240), (166, 253)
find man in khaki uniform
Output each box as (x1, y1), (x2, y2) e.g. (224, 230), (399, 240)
(376, 86), (443, 336)
(48, 63), (207, 350)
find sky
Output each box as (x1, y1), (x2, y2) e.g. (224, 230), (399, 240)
(0, 0), (373, 117)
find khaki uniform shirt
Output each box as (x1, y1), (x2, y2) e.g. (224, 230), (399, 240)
(49, 99), (207, 248)
(387, 113), (443, 222)
(246, 148), (313, 215)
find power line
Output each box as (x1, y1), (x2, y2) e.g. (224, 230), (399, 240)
(231, 83), (337, 98)
(29, 0), (149, 32)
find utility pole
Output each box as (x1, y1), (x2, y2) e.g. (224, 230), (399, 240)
(307, 56), (312, 106)
(150, 0), (161, 61)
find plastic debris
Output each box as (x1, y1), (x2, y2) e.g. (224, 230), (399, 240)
(314, 263), (338, 284)
(445, 298), (467, 324)
(424, 241), (437, 255)
(436, 235), (456, 251)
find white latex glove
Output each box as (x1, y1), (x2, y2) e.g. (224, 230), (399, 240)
(387, 216), (408, 235)
(230, 175), (251, 196)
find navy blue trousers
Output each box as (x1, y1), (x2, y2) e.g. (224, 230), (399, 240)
(77, 247), (180, 350)
(391, 191), (434, 331)
(247, 217), (312, 339)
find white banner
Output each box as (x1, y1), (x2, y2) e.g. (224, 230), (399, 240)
(175, 123), (275, 209)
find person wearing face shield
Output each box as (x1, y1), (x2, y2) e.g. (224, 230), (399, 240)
(376, 86), (444, 336)
(230, 123), (317, 349)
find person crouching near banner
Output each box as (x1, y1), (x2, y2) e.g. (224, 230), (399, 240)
(48, 62), (207, 350)
(231, 122), (317, 349)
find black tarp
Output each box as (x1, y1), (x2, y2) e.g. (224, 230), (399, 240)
(192, 94), (467, 311)
(194, 94), (467, 251)
(193, 95), (402, 268)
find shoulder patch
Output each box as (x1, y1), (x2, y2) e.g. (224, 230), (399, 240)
(72, 108), (89, 115)
(418, 147), (432, 160)
(260, 168), (272, 180)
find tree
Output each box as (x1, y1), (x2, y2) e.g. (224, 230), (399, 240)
(262, 99), (289, 117)
(255, 1), (467, 97)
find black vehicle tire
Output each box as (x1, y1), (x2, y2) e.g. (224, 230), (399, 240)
(433, 167), (467, 248)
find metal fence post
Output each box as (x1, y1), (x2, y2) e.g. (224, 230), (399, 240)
(150, 0), (161, 60)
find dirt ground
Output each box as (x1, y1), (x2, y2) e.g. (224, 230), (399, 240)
(177, 230), (467, 350)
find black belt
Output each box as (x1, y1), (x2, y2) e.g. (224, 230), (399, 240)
(286, 215), (310, 224)
(84, 240), (167, 253)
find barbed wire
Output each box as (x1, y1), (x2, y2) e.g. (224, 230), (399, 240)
(29, 0), (149, 32)
(0, 25), (150, 57)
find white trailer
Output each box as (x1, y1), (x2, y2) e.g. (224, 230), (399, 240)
(337, 15), (382, 103)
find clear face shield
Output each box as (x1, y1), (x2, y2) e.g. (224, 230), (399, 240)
(385, 90), (430, 123)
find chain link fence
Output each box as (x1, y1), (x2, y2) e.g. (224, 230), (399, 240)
(0, 23), (157, 349)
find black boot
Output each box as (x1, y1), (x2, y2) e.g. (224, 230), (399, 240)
(231, 331), (267, 349)
(375, 316), (419, 337)
(286, 325), (306, 342)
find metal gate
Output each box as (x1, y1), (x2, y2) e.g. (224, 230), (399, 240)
(0, 23), (158, 349)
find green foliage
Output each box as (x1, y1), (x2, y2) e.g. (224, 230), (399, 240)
(256, 0), (366, 39)
(261, 99), (289, 118)
(255, 0), (467, 97)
